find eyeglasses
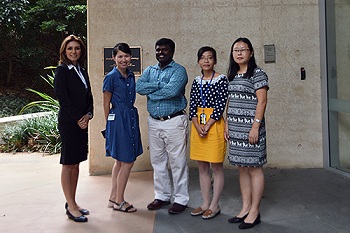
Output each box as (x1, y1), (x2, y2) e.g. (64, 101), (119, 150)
(232, 48), (250, 53)
(199, 56), (215, 61)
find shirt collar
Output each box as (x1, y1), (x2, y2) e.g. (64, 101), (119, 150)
(115, 67), (133, 78)
(67, 64), (81, 70)
(156, 60), (175, 69)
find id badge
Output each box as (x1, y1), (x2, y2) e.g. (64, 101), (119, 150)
(107, 114), (115, 121)
(200, 113), (207, 125)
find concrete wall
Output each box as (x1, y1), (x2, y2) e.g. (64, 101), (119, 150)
(87, 0), (323, 175)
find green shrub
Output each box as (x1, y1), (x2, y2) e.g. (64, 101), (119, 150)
(0, 67), (61, 154)
(0, 113), (61, 154)
(19, 67), (59, 114)
(0, 123), (29, 152)
(0, 95), (39, 118)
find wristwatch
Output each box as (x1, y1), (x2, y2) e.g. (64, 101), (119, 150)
(87, 112), (93, 119)
(254, 118), (261, 123)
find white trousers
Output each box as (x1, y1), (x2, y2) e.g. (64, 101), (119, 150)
(147, 114), (189, 206)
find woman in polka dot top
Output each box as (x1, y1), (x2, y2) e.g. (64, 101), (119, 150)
(189, 46), (228, 220)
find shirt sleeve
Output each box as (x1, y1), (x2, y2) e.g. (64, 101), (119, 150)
(84, 70), (94, 116)
(253, 68), (269, 91)
(148, 66), (188, 101)
(103, 73), (114, 94)
(189, 79), (199, 120)
(135, 66), (159, 95)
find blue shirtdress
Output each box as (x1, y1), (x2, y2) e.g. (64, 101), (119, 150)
(103, 67), (143, 162)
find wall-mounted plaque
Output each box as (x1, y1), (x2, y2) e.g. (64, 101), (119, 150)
(264, 44), (275, 63)
(103, 46), (142, 76)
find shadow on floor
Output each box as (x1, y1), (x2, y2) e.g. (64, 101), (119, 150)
(154, 168), (350, 233)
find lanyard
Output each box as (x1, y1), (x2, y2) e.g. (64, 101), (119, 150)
(200, 72), (215, 108)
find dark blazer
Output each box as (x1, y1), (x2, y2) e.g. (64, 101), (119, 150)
(54, 64), (94, 123)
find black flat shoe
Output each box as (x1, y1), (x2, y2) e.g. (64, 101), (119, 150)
(238, 213), (261, 229)
(79, 208), (89, 215)
(228, 213), (249, 223)
(65, 202), (89, 215)
(66, 210), (88, 222)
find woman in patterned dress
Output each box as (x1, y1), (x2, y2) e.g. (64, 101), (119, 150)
(103, 43), (143, 212)
(224, 38), (269, 229)
(189, 46), (228, 219)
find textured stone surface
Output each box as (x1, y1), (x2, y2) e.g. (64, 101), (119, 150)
(87, 0), (323, 173)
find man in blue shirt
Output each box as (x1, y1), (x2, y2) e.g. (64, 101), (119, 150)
(136, 38), (189, 214)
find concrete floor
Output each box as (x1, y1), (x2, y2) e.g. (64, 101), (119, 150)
(0, 153), (155, 233)
(1, 153), (350, 233)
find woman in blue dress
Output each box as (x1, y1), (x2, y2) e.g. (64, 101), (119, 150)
(103, 43), (143, 212)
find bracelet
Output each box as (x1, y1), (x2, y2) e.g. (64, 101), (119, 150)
(254, 118), (261, 123)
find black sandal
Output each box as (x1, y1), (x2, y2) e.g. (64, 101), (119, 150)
(113, 201), (137, 213)
(108, 199), (117, 208)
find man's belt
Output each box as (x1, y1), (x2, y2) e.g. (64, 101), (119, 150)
(151, 110), (185, 121)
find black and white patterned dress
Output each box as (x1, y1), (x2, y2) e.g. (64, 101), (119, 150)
(227, 67), (269, 167)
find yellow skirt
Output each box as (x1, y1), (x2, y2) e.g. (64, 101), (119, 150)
(190, 107), (226, 163)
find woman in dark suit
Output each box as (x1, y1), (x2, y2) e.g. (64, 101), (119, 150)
(54, 35), (94, 222)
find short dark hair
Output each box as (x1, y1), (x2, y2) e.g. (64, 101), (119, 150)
(227, 37), (257, 81)
(155, 38), (175, 53)
(112, 43), (131, 57)
(197, 46), (217, 63)
(59, 35), (86, 66)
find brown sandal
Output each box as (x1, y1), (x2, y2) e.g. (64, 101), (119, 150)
(202, 206), (221, 219)
(191, 207), (205, 216)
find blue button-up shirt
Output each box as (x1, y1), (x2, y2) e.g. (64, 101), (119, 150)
(136, 60), (188, 118)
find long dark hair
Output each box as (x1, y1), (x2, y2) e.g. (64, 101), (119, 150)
(227, 37), (257, 81)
